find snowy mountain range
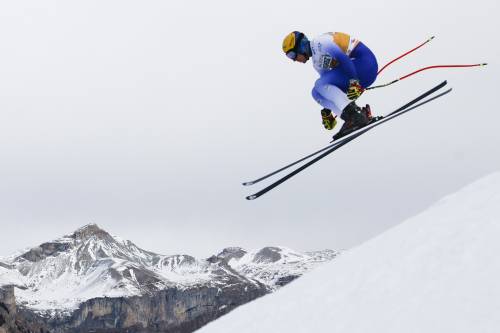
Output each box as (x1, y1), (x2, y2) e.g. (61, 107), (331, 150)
(0, 224), (337, 331)
(198, 171), (500, 333)
(4, 175), (499, 333)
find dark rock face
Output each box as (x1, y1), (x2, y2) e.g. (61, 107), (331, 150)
(45, 284), (268, 333)
(0, 286), (15, 316)
(5, 280), (264, 333)
(20, 242), (72, 263)
(275, 275), (300, 287)
(254, 247), (282, 263)
(0, 286), (18, 333)
(218, 247), (247, 261)
(72, 224), (114, 242)
(0, 286), (50, 333)
(207, 247), (247, 264)
(0, 263), (12, 270)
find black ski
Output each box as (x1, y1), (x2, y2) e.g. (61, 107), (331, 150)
(243, 80), (448, 187)
(246, 83), (451, 200)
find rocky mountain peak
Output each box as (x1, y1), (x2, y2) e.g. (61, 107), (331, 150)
(207, 247), (246, 264)
(71, 223), (112, 242)
(211, 247), (247, 262)
(14, 224), (117, 263)
(254, 247), (283, 263)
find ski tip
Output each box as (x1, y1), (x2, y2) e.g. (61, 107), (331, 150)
(242, 181), (254, 186)
(246, 195), (258, 200)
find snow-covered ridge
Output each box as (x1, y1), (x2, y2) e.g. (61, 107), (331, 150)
(227, 247), (338, 289)
(198, 172), (500, 333)
(0, 224), (337, 315)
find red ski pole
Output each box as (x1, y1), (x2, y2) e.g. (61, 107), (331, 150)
(367, 63), (488, 90)
(377, 36), (435, 76)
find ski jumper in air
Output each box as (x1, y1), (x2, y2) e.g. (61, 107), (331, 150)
(282, 31), (379, 139)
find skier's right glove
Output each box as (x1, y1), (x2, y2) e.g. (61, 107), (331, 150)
(321, 108), (337, 130)
(347, 79), (365, 100)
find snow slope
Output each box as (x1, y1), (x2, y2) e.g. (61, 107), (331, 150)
(198, 172), (500, 333)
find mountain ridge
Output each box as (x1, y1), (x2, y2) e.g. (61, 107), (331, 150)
(0, 224), (338, 319)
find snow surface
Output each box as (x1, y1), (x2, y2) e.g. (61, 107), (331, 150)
(198, 172), (500, 333)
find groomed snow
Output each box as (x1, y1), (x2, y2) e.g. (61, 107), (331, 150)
(198, 172), (500, 333)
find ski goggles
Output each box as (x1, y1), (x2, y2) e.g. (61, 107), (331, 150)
(286, 51), (297, 60)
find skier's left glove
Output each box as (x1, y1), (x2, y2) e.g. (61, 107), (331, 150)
(347, 79), (365, 100)
(321, 108), (337, 130)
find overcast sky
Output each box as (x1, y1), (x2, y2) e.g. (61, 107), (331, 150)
(0, 0), (498, 258)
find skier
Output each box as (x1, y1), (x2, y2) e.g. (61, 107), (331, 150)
(282, 31), (379, 139)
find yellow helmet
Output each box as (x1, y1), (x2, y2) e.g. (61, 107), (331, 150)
(282, 31), (308, 60)
(282, 32), (298, 54)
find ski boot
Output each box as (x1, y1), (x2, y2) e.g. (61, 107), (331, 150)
(332, 102), (377, 141)
(321, 108), (337, 130)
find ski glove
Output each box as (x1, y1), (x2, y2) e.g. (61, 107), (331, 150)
(347, 79), (365, 100)
(321, 108), (337, 130)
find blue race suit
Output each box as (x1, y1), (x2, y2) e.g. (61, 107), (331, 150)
(310, 32), (378, 116)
